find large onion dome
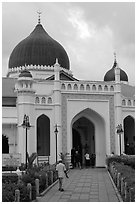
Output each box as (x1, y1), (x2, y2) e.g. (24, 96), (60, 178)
(8, 23), (70, 70)
(104, 58), (128, 82)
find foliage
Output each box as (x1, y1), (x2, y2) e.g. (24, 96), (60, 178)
(2, 162), (58, 201)
(2, 173), (18, 184)
(107, 155), (135, 202)
(21, 173), (35, 185)
(2, 182), (30, 202)
(2, 182), (17, 202)
(27, 152), (37, 169)
(19, 163), (26, 171)
(106, 155), (135, 169)
(39, 171), (48, 193)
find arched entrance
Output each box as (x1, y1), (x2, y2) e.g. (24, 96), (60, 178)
(2, 134), (9, 153)
(37, 114), (50, 156)
(71, 108), (106, 167)
(124, 116), (135, 155)
(72, 117), (95, 166)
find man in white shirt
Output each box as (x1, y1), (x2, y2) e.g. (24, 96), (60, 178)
(56, 159), (69, 191)
(85, 152), (90, 167)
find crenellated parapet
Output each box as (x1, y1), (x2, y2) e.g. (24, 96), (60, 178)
(7, 64), (72, 78)
(61, 81), (115, 93)
(122, 97), (135, 107)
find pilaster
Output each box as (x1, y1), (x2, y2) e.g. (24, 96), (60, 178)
(16, 73), (36, 163)
(53, 59), (62, 162)
(114, 65), (123, 155)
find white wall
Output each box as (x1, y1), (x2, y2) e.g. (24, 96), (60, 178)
(34, 81), (54, 96)
(2, 107), (17, 124)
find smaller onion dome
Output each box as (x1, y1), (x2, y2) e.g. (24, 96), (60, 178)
(19, 69), (32, 78)
(104, 54), (128, 82)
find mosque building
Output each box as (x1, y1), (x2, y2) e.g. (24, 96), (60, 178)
(2, 15), (135, 167)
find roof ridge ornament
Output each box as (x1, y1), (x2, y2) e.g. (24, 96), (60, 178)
(37, 10), (42, 24)
(25, 63), (27, 69)
(55, 58), (59, 65)
(114, 52), (117, 65)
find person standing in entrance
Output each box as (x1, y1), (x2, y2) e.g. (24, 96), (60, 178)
(75, 150), (81, 169)
(71, 147), (76, 168)
(85, 152), (90, 167)
(56, 159), (69, 191)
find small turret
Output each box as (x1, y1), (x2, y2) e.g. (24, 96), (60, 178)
(104, 53), (128, 82)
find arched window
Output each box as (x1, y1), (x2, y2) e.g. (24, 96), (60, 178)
(98, 85), (102, 91)
(92, 85), (96, 91)
(86, 84), (90, 91)
(110, 85), (114, 91)
(67, 84), (72, 90)
(47, 97), (52, 104)
(35, 97), (40, 104)
(122, 99), (126, 106)
(61, 84), (66, 90)
(74, 84), (78, 90)
(104, 85), (108, 91)
(128, 100), (131, 106)
(80, 84), (84, 90)
(133, 100), (135, 106)
(41, 97), (46, 104)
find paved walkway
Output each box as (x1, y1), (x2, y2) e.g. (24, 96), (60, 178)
(38, 168), (120, 202)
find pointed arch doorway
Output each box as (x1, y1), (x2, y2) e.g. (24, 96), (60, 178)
(71, 108), (106, 167)
(72, 117), (95, 166)
(37, 114), (50, 156)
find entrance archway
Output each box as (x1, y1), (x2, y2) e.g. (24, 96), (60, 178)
(124, 116), (135, 155)
(2, 134), (9, 153)
(72, 117), (95, 165)
(37, 114), (50, 156)
(71, 108), (106, 167)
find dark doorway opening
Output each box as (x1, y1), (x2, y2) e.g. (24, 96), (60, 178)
(124, 116), (135, 155)
(2, 134), (9, 153)
(72, 117), (95, 166)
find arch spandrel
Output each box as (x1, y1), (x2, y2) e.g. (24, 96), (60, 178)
(71, 108), (105, 127)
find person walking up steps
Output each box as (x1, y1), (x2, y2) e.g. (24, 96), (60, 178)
(56, 159), (69, 191)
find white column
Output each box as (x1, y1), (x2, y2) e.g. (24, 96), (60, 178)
(16, 78), (36, 163)
(53, 59), (62, 162)
(114, 65), (123, 155)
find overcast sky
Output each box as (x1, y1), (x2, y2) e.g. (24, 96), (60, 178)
(2, 2), (135, 85)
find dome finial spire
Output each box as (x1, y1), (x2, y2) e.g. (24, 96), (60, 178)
(113, 51), (117, 67)
(37, 10), (42, 24)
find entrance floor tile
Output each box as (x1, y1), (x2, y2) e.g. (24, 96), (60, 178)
(37, 168), (120, 202)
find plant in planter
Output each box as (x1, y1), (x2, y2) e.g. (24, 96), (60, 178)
(27, 152), (37, 169)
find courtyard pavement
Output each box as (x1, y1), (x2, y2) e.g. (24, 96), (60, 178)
(37, 168), (121, 202)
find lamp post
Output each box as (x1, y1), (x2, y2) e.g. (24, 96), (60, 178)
(116, 124), (123, 155)
(22, 114), (31, 169)
(54, 124), (58, 164)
